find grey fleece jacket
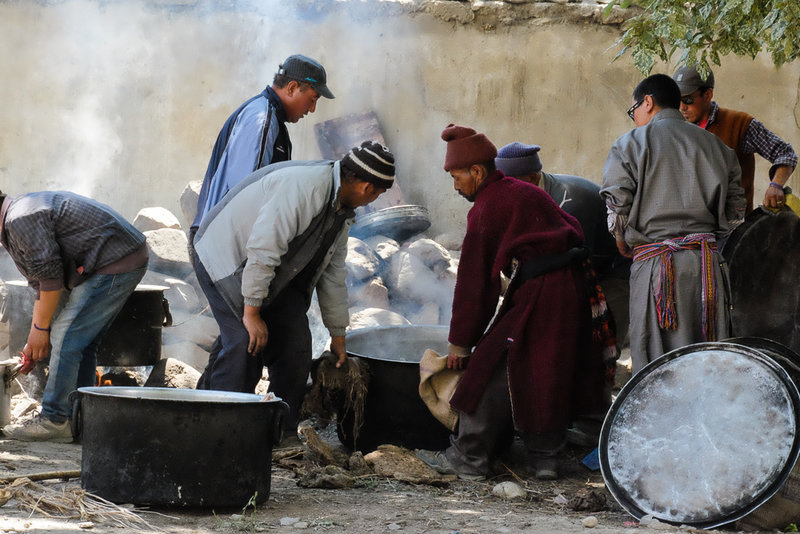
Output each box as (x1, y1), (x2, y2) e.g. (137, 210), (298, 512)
(194, 160), (353, 337)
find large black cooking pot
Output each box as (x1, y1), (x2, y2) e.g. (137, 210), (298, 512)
(338, 324), (452, 452)
(71, 387), (288, 507)
(721, 208), (800, 355)
(96, 284), (172, 366)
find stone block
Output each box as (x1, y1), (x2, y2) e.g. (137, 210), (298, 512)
(346, 237), (383, 282)
(133, 206), (182, 233)
(143, 228), (192, 278)
(159, 341), (209, 373)
(180, 180), (203, 229)
(144, 356), (202, 388)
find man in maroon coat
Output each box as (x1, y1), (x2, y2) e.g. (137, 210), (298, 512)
(416, 125), (603, 480)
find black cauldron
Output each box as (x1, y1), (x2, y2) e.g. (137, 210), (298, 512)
(96, 284), (172, 366)
(72, 387), (288, 507)
(337, 324), (452, 452)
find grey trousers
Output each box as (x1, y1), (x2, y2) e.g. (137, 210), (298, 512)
(445, 360), (566, 476)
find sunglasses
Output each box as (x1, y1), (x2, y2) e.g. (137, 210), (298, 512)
(681, 96), (696, 105)
(627, 98), (645, 121)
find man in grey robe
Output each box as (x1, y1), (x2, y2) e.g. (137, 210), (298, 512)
(600, 73), (745, 373)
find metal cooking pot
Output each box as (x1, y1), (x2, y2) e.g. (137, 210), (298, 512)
(338, 324), (452, 452)
(96, 284), (172, 367)
(0, 362), (12, 427)
(721, 208), (800, 356)
(71, 387), (288, 507)
(600, 340), (800, 529)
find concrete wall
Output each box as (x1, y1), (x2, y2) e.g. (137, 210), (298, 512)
(1, 0), (799, 236)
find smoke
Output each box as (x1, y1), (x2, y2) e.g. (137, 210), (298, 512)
(0, 0), (433, 221)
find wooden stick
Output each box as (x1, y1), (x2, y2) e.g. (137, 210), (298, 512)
(0, 470), (81, 485)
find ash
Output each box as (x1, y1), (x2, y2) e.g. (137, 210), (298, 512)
(606, 349), (797, 523)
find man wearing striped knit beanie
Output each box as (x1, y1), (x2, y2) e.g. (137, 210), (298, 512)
(193, 141), (394, 434)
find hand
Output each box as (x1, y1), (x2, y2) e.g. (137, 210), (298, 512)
(17, 351), (35, 374)
(447, 352), (467, 370)
(242, 309), (269, 355)
(616, 239), (634, 258)
(330, 335), (347, 368)
(764, 184), (786, 210)
(25, 328), (51, 361)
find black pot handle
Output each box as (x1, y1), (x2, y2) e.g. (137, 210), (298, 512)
(271, 400), (290, 447)
(161, 297), (173, 327)
(69, 391), (82, 441)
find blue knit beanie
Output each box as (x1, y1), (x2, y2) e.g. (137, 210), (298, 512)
(495, 142), (543, 177)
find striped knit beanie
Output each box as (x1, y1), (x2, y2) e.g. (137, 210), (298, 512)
(341, 141), (395, 189)
(441, 124), (497, 172)
(495, 142), (543, 177)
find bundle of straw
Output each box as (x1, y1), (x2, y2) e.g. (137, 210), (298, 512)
(4, 477), (157, 531)
(301, 351), (370, 442)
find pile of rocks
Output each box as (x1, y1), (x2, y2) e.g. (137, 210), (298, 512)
(345, 232), (463, 330)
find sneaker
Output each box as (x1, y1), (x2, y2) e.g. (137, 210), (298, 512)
(1, 414), (73, 443)
(416, 449), (486, 481)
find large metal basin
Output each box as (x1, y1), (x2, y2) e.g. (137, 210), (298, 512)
(600, 340), (800, 528)
(72, 387), (288, 507)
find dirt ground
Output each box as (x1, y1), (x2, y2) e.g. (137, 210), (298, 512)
(0, 436), (628, 534)
(0, 368), (781, 534)
(1, 415), (766, 534)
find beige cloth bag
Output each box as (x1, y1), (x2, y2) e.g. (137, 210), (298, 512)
(418, 349), (463, 431)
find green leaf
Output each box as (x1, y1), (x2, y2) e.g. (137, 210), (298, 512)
(607, 0), (800, 72)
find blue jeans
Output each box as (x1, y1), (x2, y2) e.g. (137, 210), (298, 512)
(42, 267), (146, 423)
(194, 259), (312, 428)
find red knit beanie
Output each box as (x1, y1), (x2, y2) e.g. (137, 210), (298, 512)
(441, 124), (498, 172)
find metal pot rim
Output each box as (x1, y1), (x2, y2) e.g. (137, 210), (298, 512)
(134, 284), (170, 291)
(76, 386), (281, 404)
(345, 324), (448, 363)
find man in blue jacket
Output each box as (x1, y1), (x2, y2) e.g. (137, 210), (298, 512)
(191, 54), (334, 238)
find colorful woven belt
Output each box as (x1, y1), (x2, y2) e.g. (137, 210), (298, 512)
(632, 233), (718, 341)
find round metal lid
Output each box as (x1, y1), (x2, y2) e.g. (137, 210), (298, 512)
(600, 342), (800, 528)
(350, 205), (431, 242)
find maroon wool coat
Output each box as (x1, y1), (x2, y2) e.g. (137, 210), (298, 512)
(448, 171), (601, 434)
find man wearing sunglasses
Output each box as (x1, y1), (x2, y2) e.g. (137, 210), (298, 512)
(673, 65), (796, 213)
(601, 74), (746, 373)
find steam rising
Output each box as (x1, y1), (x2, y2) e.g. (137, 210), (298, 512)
(0, 0), (434, 222)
